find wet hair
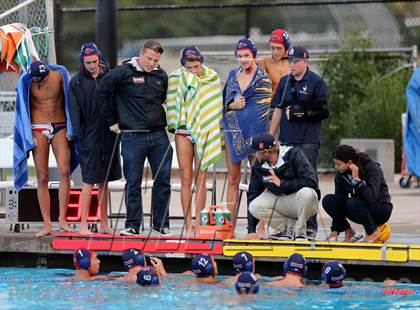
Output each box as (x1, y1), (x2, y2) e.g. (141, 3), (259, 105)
(332, 145), (370, 172)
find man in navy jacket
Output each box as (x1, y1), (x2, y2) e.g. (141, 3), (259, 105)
(247, 133), (319, 241)
(269, 46), (328, 240)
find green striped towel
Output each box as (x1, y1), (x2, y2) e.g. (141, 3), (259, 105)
(166, 65), (223, 170)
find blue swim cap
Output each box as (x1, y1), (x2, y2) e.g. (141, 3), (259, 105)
(283, 253), (308, 277)
(235, 38), (257, 57)
(28, 60), (50, 81)
(321, 261), (346, 287)
(180, 45), (204, 66)
(122, 248), (145, 270)
(73, 248), (91, 270)
(235, 272), (260, 294)
(233, 252), (254, 273)
(191, 254), (215, 277)
(136, 267), (159, 286)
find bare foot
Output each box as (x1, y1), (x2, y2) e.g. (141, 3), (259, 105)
(185, 226), (195, 238)
(363, 229), (381, 243)
(35, 226), (52, 238)
(246, 233), (258, 240)
(325, 231), (339, 242)
(257, 222), (268, 239)
(343, 228), (355, 242)
(98, 225), (114, 235)
(58, 219), (73, 232)
(78, 228), (92, 236)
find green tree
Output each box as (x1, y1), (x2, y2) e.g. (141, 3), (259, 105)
(321, 31), (412, 171)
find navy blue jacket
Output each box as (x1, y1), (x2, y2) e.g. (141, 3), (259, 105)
(247, 146), (320, 233)
(272, 69), (328, 144)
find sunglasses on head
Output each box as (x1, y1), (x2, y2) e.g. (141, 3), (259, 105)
(144, 43), (164, 54)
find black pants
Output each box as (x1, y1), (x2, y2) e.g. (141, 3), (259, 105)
(322, 194), (393, 235)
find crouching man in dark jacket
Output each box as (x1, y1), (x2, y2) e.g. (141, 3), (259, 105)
(247, 133), (319, 241)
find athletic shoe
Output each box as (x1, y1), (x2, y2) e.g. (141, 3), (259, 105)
(120, 228), (139, 236)
(151, 227), (172, 236)
(270, 231), (293, 241)
(306, 230), (317, 241)
(294, 234), (308, 242)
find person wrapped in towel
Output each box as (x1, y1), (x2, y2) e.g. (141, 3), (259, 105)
(222, 37), (272, 229)
(166, 45), (223, 237)
(13, 60), (79, 237)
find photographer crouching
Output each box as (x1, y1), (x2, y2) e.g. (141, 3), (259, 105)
(247, 133), (320, 241)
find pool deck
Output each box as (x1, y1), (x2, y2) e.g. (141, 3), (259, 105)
(0, 174), (419, 281)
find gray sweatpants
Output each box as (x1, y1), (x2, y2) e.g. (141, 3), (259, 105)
(249, 187), (318, 236)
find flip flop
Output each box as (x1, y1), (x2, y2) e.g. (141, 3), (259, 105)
(351, 233), (364, 243)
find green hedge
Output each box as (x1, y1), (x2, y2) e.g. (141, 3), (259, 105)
(320, 32), (412, 172)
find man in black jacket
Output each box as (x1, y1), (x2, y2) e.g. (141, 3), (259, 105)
(247, 133), (319, 241)
(97, 39), (172, 236)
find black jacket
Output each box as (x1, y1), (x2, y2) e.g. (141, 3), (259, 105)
(68, 60), (122, 183)
(334, 160), (392, 205)
(69, 60), (109, 140)
(247, 146), (320, 206)
(97, 58), (168, 131)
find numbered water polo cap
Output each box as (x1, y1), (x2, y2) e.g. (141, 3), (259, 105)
(73, 248), (92, 271)
(28, 60), (50, 81)
(283, 253), (308, 277)
(191, 254), (215, 277)
(233, 252), (254, 273)
(321, 261), (346, 287)
(269, 28), (291, 50)
(122, 248), (146, 270)
(235, 272), (260, 294)
(136, 267), (160, 286)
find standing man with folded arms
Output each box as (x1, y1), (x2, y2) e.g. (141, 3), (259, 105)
(97, 39), (172, 236)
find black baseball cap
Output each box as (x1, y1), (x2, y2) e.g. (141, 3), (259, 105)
(287, 46), (309, 60)
(250, 133), (276, 151)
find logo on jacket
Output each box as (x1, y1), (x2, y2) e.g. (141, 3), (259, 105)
(299, 85), (308, 95)
(133, 76), (145, 84)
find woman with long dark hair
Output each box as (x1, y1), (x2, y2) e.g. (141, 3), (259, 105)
(322, 145), (393, 243)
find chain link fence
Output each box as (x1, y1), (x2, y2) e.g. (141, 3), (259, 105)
(0, 0), (53, 115)
(57, 0), (420, 72)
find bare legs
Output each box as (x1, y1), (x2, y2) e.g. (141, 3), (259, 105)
(79, 182), (112, 235)
(33, 130), (71, 237)
(225, 145), (241, 226)
(51, 129), (72, 233)
(175, 135), (207, 237)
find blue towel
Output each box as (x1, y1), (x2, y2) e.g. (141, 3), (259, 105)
(13, 65), (79, 190)
(222, 64), (272, 164)
(404, 67), (420, 176)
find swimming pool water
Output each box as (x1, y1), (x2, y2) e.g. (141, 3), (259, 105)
(0, 268), (419, 309)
